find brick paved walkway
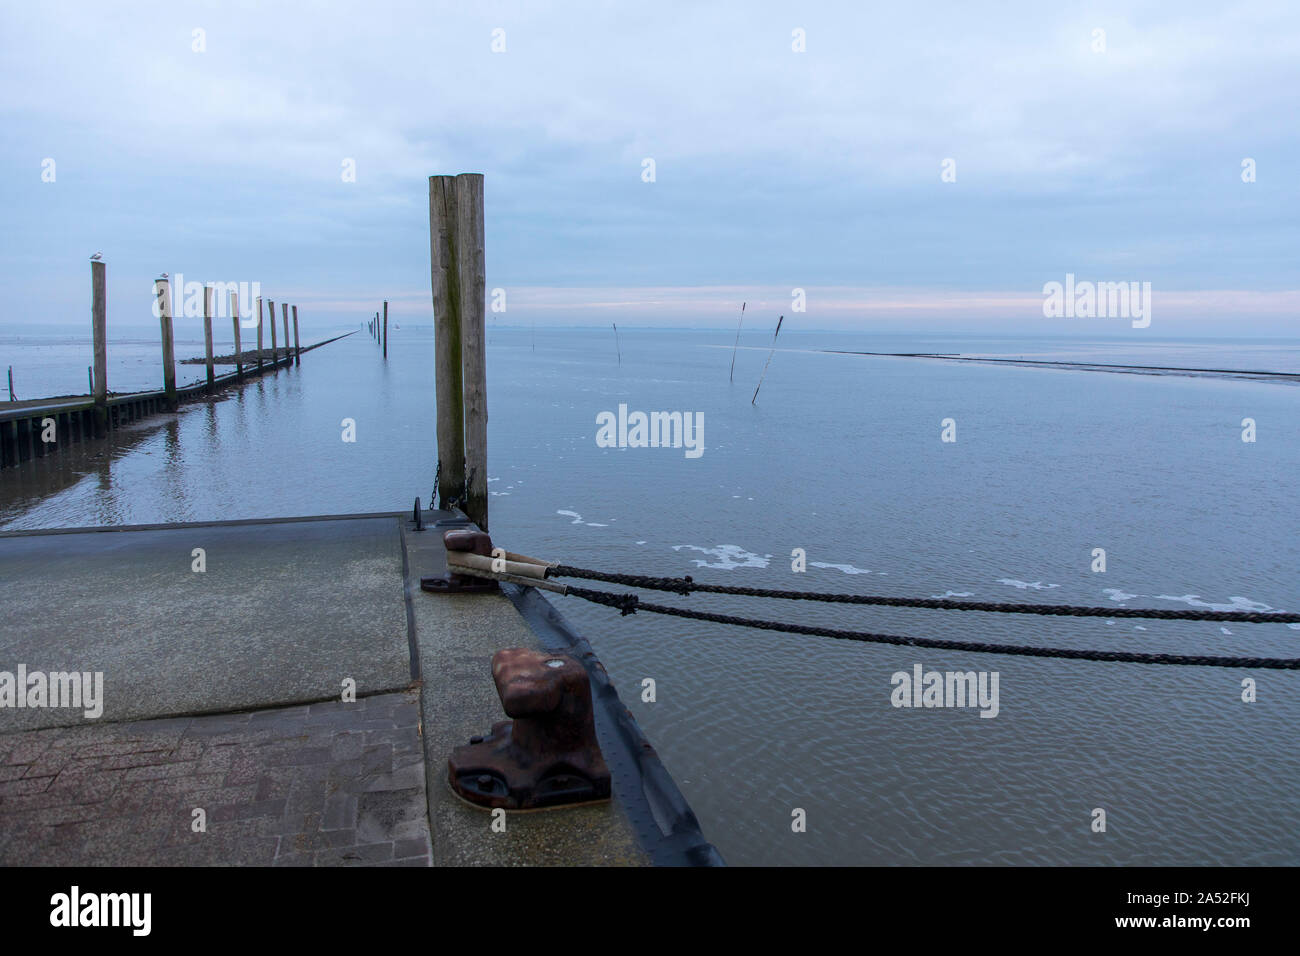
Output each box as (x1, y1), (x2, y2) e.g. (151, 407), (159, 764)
(0, 690), (431, 866)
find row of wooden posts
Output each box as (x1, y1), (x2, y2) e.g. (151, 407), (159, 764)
(142, 269), (303, 414)
(10, 173), (488, 533)
(0, 261), (312, 442)
(367, 302), (388, 358)
(79, 260), (305, 432)
(0, 265), (309, 469)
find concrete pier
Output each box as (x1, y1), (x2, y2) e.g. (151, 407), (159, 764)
(0, 509), (719, 866)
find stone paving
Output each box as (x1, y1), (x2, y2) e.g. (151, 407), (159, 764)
(0, 690), (431, 866)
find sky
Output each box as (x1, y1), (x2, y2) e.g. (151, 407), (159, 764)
(1, 0), (1298, 336)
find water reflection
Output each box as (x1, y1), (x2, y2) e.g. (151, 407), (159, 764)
(5, 330), (1298, 866)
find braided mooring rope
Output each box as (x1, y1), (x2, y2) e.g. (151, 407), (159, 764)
(549, 565), (1300, 623)
(563, 586), (1300, 669)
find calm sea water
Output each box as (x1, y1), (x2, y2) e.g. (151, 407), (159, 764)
(3, 326), (1298, 866)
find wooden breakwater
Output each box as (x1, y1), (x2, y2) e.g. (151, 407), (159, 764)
(0, 257), (358, 470)
(0, 334), (354, 470)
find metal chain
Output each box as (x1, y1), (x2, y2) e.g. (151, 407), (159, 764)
(432, 460), (473, 511)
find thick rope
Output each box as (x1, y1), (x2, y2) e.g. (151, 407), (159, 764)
(550, 565), (1300, 623)
(563, 586), (1300, 669)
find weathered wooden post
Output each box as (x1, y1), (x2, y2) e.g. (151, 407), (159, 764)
(203, 286), (216, 390)
(457, 176), (488, 532)
(383, 301), (388, 358)
(281, 302), (290, 367)
(231, 291), (243, 378)
(6, 366), (13, 402)
(429, 173), (487, 530)
(430, 176), (465, 513)
(155, 275), (177, 409)
(255, 295), (264, 369)
(91, 258), (108, 435)
(269, 298), (279, 363)
(292, 305), (301, 365)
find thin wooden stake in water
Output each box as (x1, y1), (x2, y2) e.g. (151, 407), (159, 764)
(231, 291), (243, 378)
(157, 277), (177, 408)
(269, 298), (278, 363)
(383, 301), (388, 358)
(729, 301), (746, 383)
(292, 305), (300, 365)
(255, 296), (264, 370)
(203, 286), (216, 390)
(613, 323), (621, 365)
(7, 366), (13, 401)
(91, 259), (107, 435)
(751, 315), (784, 405)
(281, 303), (290, 367)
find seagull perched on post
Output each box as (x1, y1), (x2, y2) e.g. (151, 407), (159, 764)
(90, 252), (103, 260)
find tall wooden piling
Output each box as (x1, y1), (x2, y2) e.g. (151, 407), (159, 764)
(91, 259), (108, 435)
(203, 286), (216, 390)
(383, 301), (388, 358)
(429, 172), (488, 530)
(7, 366), (13, 402)
(269, 298), (279, 363)
(231, 291), (243, 377)
(430, 176), (466, 512)
(457, 176), (489, 532)
(155, 276), (177, 409)
(292, 305), (300, 365)
(255, 296), (264, 369)
(281, 303), (290, 368)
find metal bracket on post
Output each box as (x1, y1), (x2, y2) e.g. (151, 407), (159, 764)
(420, 529), (499, 594)
(448, 647), (611, 810)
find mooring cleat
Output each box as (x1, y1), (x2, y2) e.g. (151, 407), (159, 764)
(448, 648), (611, 810)
(420, 529), (500, 594)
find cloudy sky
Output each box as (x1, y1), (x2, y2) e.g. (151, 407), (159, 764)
(2, 1), (1297, 334)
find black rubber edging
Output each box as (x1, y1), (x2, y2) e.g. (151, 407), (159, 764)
(502, 582), (725, 867)
(397, 518), (421, 683)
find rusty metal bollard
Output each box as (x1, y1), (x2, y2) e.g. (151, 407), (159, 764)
(420, 529), (500, 594)
(448, 648), (611, 810)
